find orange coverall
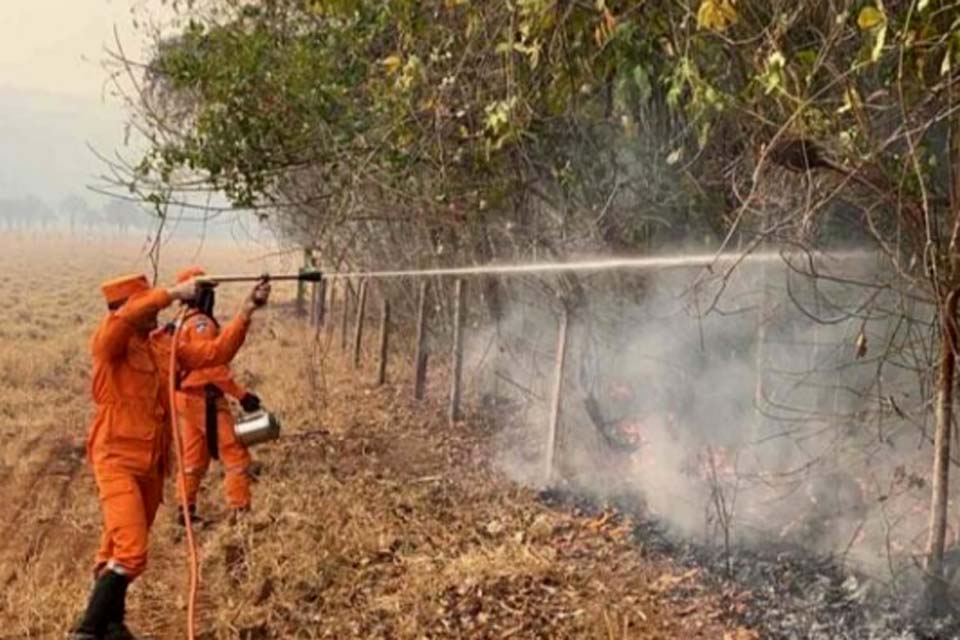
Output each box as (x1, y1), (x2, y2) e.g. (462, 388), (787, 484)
(175, 309), (254, 510)
(88, 284), (251, 579)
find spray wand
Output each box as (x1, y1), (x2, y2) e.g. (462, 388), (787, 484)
(196, 270), (323, 285)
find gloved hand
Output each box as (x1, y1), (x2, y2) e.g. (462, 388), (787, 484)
(240, 393), (261, 413)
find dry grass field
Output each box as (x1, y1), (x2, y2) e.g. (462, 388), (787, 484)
(0, 235), (750, 639)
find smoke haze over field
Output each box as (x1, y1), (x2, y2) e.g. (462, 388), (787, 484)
(474, 250), (938, 583)
(0, 87), (125, 204)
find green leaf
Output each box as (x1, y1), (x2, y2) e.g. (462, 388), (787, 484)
(759, 50), (786, 94)
(794, 49), (818, 68)
(380, 54), (402, 72)
(857, 6), (885, 31)
(632, 65), (652, 103)
(837, 87), (862, 114)
(697, 121), (712, 148)
(871, 24), (887, 62)
(666, 83), (682, 108)
(704, 85), (719, 107)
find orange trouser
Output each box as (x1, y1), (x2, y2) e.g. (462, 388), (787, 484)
(93, 468), (164, 580)
(176, 394), (252, 509)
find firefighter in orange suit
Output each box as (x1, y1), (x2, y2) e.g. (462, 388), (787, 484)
(171, 266), (261, 524)
(69, 273), (270, 640)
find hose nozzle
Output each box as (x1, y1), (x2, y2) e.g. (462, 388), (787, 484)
(297, 270), (324, 283)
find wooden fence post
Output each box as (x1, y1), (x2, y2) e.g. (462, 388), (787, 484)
(414, 281), (429, 400)
(295, 247), (313, 317)
(377, 297), (391, 385)
(317, 278), (328, 327)
(309, 279), (318, 326)
(449, 279), (465, 425)
(544, 306), (570, 486)
(326, 280), (338, 344)
(353, 279), (369, 368)
(340, 281), (352, 352)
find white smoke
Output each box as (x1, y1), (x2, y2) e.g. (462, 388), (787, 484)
(466, 249), (937, 582)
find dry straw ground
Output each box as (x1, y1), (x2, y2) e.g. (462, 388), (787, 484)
(0, 236), (754, 639)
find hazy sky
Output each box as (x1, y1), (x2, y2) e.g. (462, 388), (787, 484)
(0, 1), (183, 207)
(0, 0), (159, 101)
(0, 0), (254, 243)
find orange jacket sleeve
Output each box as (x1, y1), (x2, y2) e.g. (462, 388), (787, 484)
(176, 313), (251, 370)
(91, 288), (173, 360)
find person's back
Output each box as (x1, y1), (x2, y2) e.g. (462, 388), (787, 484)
(88, 293), (170, 475)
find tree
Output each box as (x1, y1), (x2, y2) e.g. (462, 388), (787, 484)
(0, 195), (55, 231)
(23, 195), (57, 231)
(60, 194), (91, 235)
(102, 199), (143, 236)
(119, 2), (723, 263)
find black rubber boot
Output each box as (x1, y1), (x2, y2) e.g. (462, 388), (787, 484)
(67, 570), (128, 639)
(103, 572), (134, 640)
(103, 621), (137, 640)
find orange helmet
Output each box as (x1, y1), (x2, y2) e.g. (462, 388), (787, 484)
(176, 266), (206, 284)
(100, 274), (149, 309)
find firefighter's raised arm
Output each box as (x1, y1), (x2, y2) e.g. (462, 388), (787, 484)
(176, 280), (271, 370)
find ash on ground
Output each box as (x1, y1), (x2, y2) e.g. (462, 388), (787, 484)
(539, 488), (960, 640)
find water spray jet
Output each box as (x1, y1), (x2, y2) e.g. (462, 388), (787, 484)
(323, 249), (870, 280)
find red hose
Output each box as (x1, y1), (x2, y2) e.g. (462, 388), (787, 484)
(168, 308), (200, 640)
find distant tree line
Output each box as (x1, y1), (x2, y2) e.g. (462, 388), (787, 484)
(0, 194), (152, 235)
